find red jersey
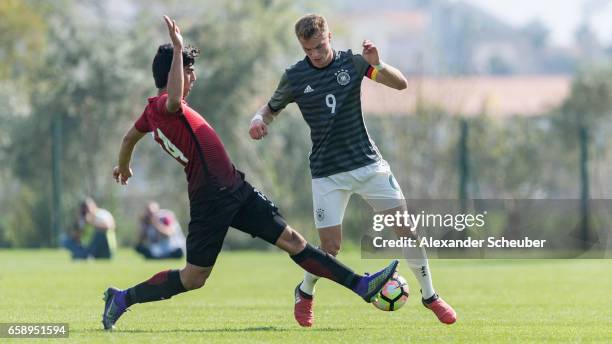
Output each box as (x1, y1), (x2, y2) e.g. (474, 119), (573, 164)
(134, 93), (241, 199)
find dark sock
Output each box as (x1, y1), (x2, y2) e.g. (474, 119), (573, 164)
(126, 269), (187, 306)
(290, 244), (360, 290)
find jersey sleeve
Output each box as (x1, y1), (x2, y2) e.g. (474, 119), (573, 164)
(267, 72), (294, 112)
(134, 110), (151, 133)
(352, 54), (376, 80)
(154, 93), (184, 116)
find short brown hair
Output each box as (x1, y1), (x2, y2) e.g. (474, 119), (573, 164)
(294, 14), (328, 40)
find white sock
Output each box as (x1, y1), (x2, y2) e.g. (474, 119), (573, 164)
(403, 246), (436, 299)
(299, 272), (320, 296)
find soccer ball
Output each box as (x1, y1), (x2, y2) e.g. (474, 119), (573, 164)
(372, 274), (409, 311)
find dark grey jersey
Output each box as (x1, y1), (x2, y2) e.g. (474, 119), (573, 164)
(268, 50), (380, 178)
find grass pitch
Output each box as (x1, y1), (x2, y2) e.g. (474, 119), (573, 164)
(1, 249), (611, 343)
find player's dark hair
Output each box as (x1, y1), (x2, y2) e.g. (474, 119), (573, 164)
(295, 14), (328, 40)
(152, 44), (200, 89)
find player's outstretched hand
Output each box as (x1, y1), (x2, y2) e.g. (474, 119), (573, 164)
(113, 165), (133, 185)
(362, 39), (381, 66)
(249, 118), (268, 140)
(163, 15), (183, 48)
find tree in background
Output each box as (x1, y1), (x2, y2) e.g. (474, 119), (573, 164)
(1, 1), (149, 246)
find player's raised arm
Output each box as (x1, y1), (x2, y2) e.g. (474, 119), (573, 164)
(362, 40), (407, 90)
(113, 126), (146, 185)
(163, 15), (184, 113)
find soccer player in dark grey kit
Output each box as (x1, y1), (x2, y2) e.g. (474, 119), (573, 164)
(101, 15), (399, 331)
(249, 14), (456, 326)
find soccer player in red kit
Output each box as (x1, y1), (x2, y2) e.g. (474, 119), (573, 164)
(102, 16), (399, 330)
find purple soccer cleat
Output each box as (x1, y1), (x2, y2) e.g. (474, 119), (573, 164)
(353, 259), (399, 302)
(102, 287), (129, 330)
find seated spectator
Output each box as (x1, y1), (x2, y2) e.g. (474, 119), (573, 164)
(62, 198), (117, 259)
(135, 202), (185, 259)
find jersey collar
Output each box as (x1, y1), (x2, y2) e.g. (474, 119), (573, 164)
(305, 50), (336, 70)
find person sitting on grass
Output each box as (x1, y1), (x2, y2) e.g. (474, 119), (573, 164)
(62, 198), (117, 260)
(135, 202), (185, 260)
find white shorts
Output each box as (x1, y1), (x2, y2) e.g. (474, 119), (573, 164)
(312, 159), (405, 228)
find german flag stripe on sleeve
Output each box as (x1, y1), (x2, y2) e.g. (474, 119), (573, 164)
(366, 66), (378, 80)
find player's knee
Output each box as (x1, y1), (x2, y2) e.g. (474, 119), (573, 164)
(320, 240), (341, 256)
(288, 227), (307, 251)
(278, 226), (307, 253)
(180, 267), (211, 290)
(182, 273), (208, 290)
(276, 226), (310, 255)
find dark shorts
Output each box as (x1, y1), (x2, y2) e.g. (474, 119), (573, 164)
(186, 181), (287, 267)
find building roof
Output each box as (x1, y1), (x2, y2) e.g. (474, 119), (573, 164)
(361, 75), (572, 117)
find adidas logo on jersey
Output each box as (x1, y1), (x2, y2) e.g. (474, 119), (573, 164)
(304, 85), (314, 93)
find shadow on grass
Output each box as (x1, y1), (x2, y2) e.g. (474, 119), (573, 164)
(80, 326), (347, 334)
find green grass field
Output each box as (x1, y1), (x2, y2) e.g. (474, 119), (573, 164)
(1, 249), (611, 343)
